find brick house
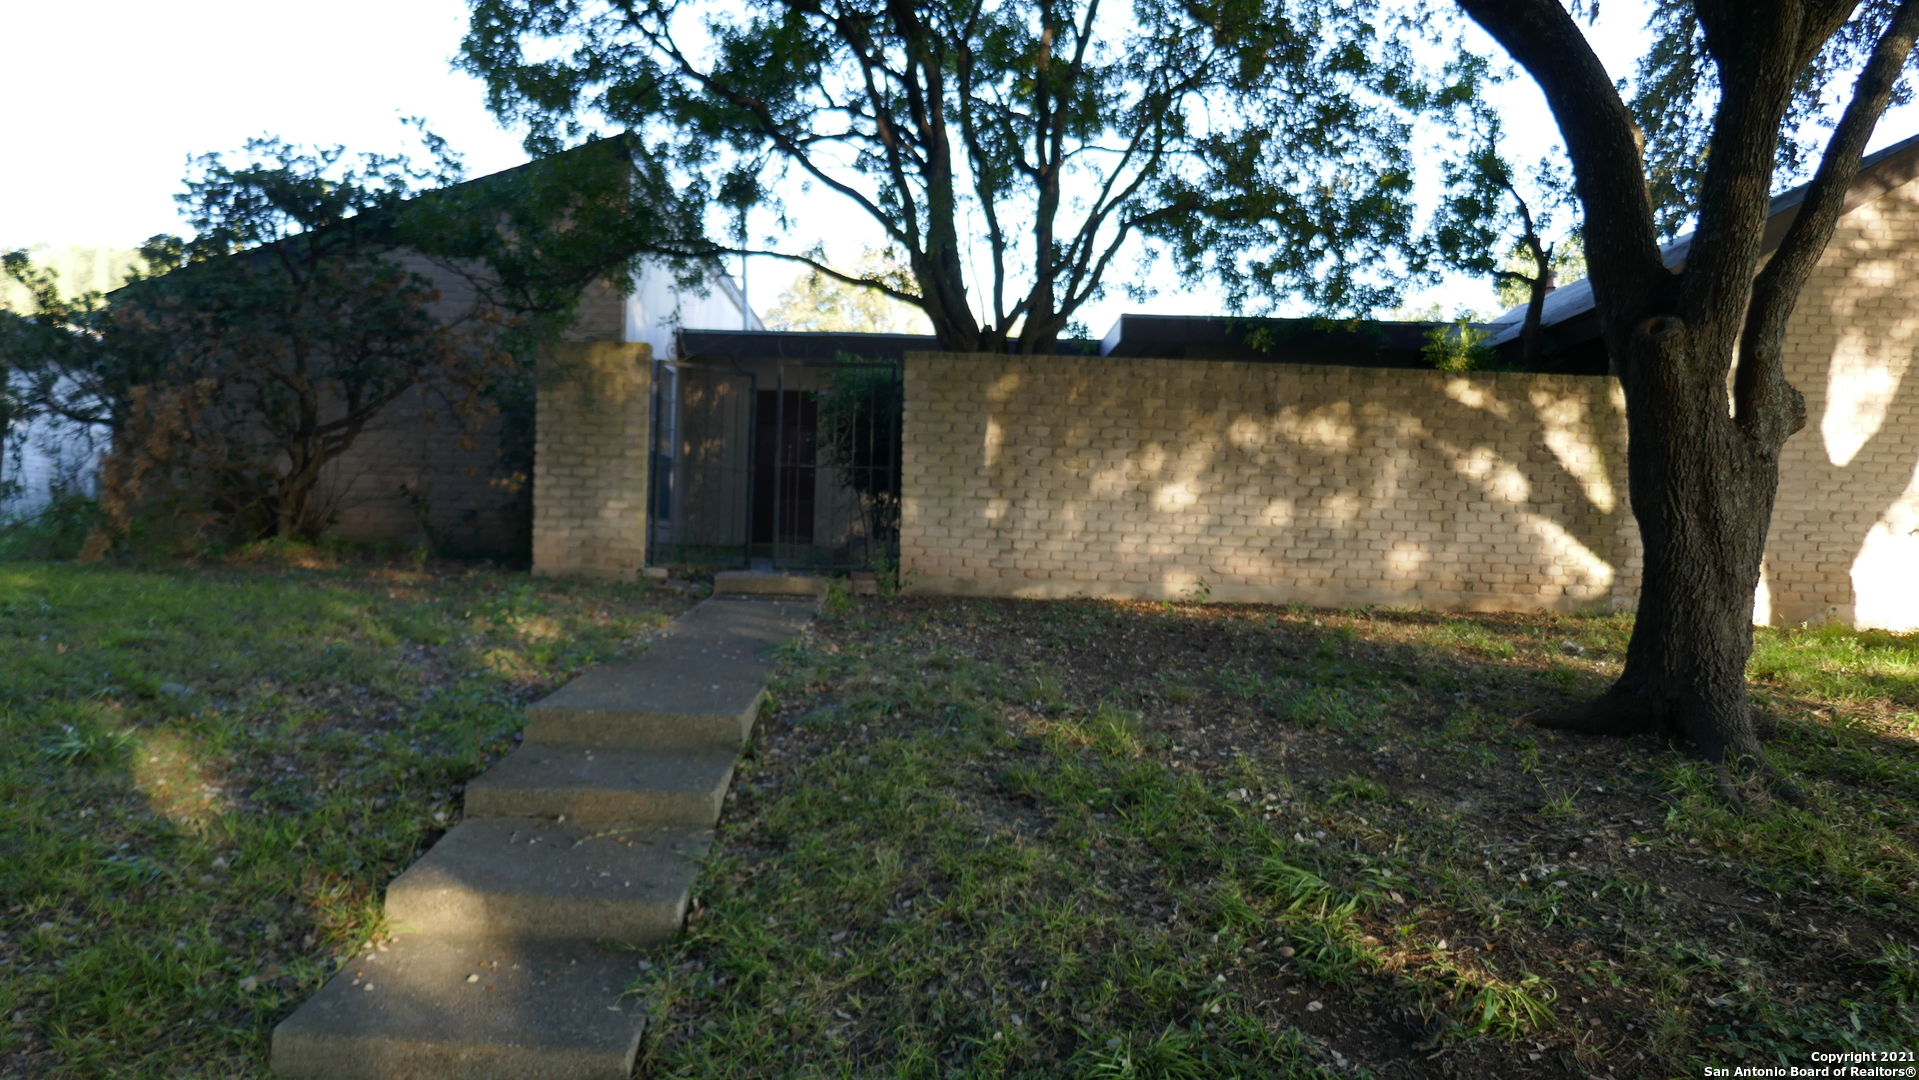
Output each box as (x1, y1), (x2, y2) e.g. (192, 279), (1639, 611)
(360, 132), (1919, 630)
(319, 256), (759, 563)
(893, 133), (1919, 628)
(583, 318), (1470, 579)
(1470, 131), (1919, 627)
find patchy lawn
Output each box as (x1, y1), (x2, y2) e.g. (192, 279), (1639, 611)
(0, 556), (693, 1077)
(6, 569), (1914, 1079)
(642, 597), (1919, 1079)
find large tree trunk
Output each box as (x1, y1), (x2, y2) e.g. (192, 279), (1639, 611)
(1457, 0), (1919, 786)
(1544, 317), (1775, 766)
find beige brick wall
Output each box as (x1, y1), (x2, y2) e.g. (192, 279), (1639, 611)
(902, 354), (1640, 612)
(562, 277), (627, 343)
(1762, 176), (1919, 628)
(314, 252), (524, 555)
(532, 341), (652, 579)
(323, 388), (523, 556)
(320, 254), (628, 559)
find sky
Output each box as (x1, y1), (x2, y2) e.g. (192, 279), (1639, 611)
(0, 0), (528, 246)
(6, 0), (1919, 331)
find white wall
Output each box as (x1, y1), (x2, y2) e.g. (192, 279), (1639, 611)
(1, 410), (102, 516)
(622, 259), (762, 357)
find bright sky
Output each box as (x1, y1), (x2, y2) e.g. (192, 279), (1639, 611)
(0, 0), (528, 248)
(6, 0), (1918, 330)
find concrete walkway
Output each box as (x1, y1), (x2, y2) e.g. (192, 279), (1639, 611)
(270, 595), (816, 1079)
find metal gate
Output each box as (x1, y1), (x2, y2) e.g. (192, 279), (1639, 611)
(647, 357), (900, 571)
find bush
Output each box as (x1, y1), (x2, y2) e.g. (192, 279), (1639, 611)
(0, 485), (101, 561)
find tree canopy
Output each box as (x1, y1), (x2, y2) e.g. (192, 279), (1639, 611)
(1628, 0), (1919, 240)
(460, 0), (1439, 353)
(2, 139), (519, 545)
(1430, 56), (1583, 366)
(764, 249), (932, 333)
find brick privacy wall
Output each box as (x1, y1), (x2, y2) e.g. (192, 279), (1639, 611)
(532, 341), (652, 579)
(901, 354), (1641, 612)
(1764, 177), (1919, 629)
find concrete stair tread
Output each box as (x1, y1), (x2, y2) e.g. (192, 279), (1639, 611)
(464, 745), (737, 827)
(713, 571), (829, 596)
(271, 594), (820, 1078)
(271, 934), (647, 1080)
(386, 818), (710, 943)
(526, 598), (816, 749)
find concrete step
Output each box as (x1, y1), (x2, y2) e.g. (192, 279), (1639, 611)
(385, 819), (709, 943)
(270, 935), (647, 1080)
(713, 571), (829, 596)
(463, 745), (736, 828)
(525, 597), (816, 750)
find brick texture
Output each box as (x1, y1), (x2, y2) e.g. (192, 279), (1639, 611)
(319, 251), (533, 556)
(531, 341), (652, 579)
(323, 388), (523, 556)
(900, 180), (1919, 626)
(901, 355), (1641, 612)
(320, 255), (630, 559)
(1763, 177), (1919, 628)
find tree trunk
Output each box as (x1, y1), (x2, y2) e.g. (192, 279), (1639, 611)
(276, 468), (311, 541)
(1542, 316), (1774, 767)
(1518, 274), (1547, 370)
(1518, 238), (1553, 370)
(1452, 0), (1919, 787)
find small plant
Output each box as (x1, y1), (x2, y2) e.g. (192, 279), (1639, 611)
(1327, 774), (1388, 805)
(1540, 787), (1579, 819)
(1078, 1025), (1215, 1080)
(821, 579), (854, 615)
(1284, 686), (1386, 731)
(0, 484), (101, 562)
(1087, 704), (1143, 757)
(1422, 316), (1503, 372)
(1517, 740), (1540, 773)
(99, 853), (170, 886)
(1254, 859), (1386, 983)
(1870, 940), (1919, 1007)
(869, 550), (914, 597)
(1157, 672), (1197, 705)
(1544, 663), (1581, 691)
(1430, 619), (1517, 658)
(1026, 674), (1065, 706)
(1458, 972), (1558, 1038)
(40, 724), (133, 765)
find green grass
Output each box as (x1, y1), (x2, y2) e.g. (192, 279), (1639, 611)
(6, 565), (1917, 1078)
(0, 558), (690, 1076)
(636, 600), (1919, 1079)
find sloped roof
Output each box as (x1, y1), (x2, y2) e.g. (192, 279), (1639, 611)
(1486, 129), (1919, 348)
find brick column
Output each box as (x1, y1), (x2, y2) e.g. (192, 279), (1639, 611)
(532, 341), (652, 579)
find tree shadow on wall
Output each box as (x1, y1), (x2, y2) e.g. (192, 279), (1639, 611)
(969, 359), (1632, 604)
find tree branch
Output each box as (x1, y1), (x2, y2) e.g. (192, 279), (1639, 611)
(1456, 0), (1670, 360)
(952, 0), (1011, 330)
(653, 241), (925, 306)
(1679, 3), (1853, 346)
(1736, 0), (1919, 448)
(645, 11), (914, 251)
